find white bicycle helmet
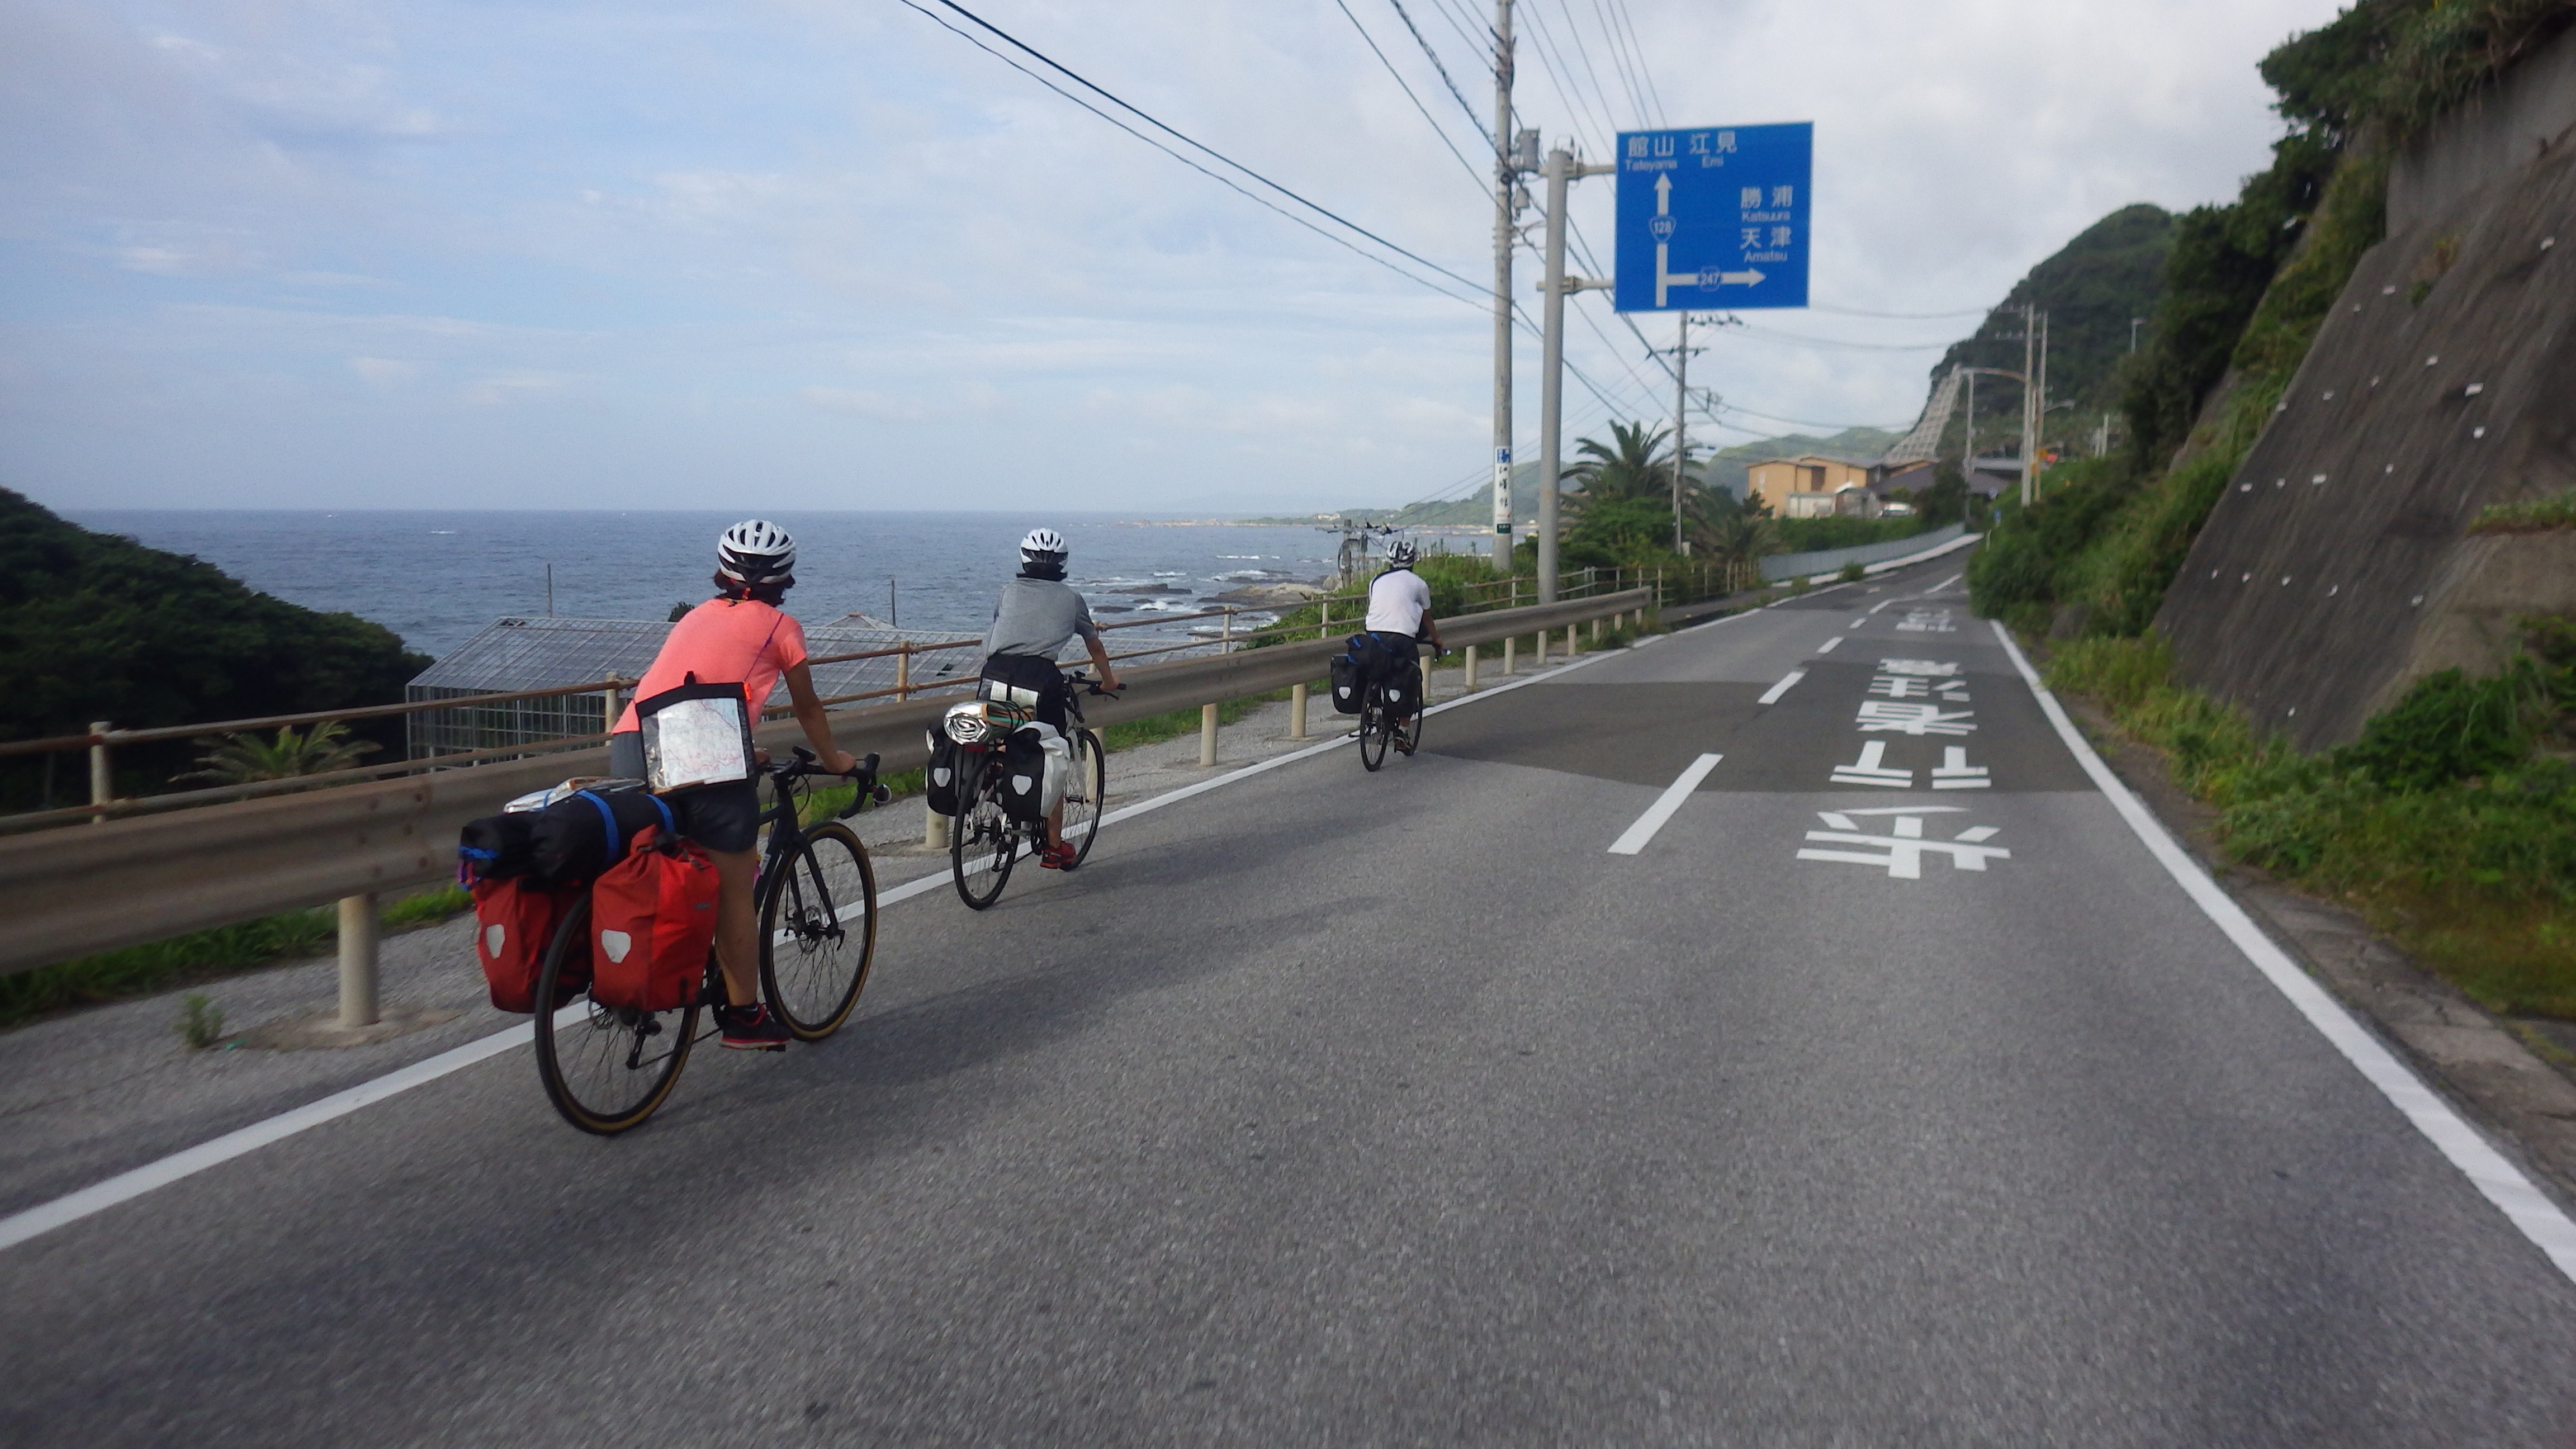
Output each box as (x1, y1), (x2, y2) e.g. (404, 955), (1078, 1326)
(1020, 527), (1069, 566)
(717, 519), (797, 585)
(1387, 539), (1420, 566)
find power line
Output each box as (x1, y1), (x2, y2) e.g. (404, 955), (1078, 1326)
(1722, 323), (1956, 352)
(908, 0), (1493, 301)
(1384, 0), (1495, 146)
(1809, 303), (1996, 320)
(1602, 0), (1665, 125)
(1331, 0), (1488, 191)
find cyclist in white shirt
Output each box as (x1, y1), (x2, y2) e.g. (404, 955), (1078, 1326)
(1363, 541), (1444, 695)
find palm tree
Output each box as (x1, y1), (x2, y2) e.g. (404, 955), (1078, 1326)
(180, 721), (380, 784)
(1697, 511), (1784, 593)
(1566, 420), (1687, 509)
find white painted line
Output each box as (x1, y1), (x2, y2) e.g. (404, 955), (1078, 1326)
(1992, 621), (2576, 1286)
(1868, 598), (1896, 614)
(1756, 669), (1807, 705)
(0, 643), (1633, 1253)
(1925, 572), (1964, 594)
(1607, 754), (1724, 855)
(0, 1010), (560, 1253)
(1816, 636), (1844, 655)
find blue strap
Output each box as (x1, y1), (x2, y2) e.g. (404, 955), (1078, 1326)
(576, 791), (621, 865)
(646, 793), (675, 838)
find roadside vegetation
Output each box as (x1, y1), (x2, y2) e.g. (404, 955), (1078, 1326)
(2047, 623), (2576, 1017)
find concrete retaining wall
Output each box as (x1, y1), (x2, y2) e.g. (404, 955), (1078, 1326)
(1761, 523), (1968, 582)
(2155, 103), (2576, 751)
(2389, 26), (2576, 234)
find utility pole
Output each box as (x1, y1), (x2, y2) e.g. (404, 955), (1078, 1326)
(1489, 0), (1519, 572)
(2019, 304), (2037, 509)
(1962, 367), (1976, 476)
(1671, 313), (1694, 555)
(1532, 144), (1614, 604)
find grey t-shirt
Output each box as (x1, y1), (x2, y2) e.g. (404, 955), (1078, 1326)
(983, 575), (1099, 659)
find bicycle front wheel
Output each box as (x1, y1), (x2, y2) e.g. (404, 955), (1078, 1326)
(951, 756), (1016, 910)
(533, 897), (699, 1135)
(1061, 728), (1106, 867)
(760, 821), (878, 1040)
(1358, 697), (1390, 771)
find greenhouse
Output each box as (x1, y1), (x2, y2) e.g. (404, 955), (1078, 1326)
(404, 614), (984, 759)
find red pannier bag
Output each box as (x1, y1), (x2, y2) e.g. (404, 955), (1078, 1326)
(473, 878), (588, 1012)
(588, 824), (721, 1012)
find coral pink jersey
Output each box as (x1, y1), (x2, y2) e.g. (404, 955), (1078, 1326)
(612, 598), (809, 733)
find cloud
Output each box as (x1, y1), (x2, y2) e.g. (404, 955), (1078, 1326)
(0, 0), (2351, 511)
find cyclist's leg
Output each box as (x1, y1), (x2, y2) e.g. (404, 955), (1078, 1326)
(1035, 668), (1073, 853)
(668, 780), (764, 1007)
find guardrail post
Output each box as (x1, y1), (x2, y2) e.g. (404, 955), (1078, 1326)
(896, 643), (911, 701)
(925, 803), (949, 850)
(1534, 628), (1547, 666)
(1419, 650), (1435, 707)
(338, 893), (379, 1028)
(1222, 607), (1234, 654)
(88, 722), (111, 825)
(1463, 643), (1479, 692)
(1503, 636), (1516, 677)
(1199, 704), (1219, 767)
(1290, 683), (1309, 740)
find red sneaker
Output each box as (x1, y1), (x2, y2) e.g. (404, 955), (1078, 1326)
(1038, 842), (1079, 870)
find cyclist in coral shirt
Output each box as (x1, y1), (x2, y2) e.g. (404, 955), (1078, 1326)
(609, 520), (854, 1051)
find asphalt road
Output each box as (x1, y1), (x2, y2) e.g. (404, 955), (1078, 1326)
(4, 558), (2574, 1446)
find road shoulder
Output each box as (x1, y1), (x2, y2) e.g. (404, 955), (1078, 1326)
(2059, 689), (2576, 1210)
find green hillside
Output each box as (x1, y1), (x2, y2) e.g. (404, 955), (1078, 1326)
(1931, 202), (2177, 455)
(0, 489), (429, 806)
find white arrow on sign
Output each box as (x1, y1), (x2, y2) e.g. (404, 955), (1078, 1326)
(1655, 243), (1767, 306)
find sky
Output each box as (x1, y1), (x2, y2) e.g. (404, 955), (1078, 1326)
(0, 0), (2351, 515)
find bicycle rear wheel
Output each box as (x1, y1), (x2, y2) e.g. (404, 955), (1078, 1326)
(951, 757), (1017, 910)
(760, 821), (878, 1040)
(1061, 728), (1106, 866)
(1358, 696), (1390, 771)
(533, 897), (700, 1135)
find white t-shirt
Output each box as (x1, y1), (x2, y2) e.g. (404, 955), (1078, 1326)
(1365, 568), (1433, 636)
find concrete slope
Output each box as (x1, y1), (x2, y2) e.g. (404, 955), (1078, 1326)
(2, 560), (2573, 1445)
(2157, 62), (2576, 750)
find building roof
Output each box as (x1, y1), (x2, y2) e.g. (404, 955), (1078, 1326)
(1748, 453), (1882, 470)
(407, 614), (987, 706)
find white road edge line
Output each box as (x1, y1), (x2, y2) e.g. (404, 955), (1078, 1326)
(0, 644), (1626, 1254)
(1756, 669), (1807, 705)
(1816, 636), (1844, 655)
(1868, 599), (1895, 615)
(1991, 620), (2576, 1285)
(1925, 572), (1964, 594)
(1607, 754), (1724, 856)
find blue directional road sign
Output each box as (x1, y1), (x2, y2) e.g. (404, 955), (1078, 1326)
(1614, 122), (1812, 312)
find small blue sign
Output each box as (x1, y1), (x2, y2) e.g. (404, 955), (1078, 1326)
(1614, 122), (1812, 312)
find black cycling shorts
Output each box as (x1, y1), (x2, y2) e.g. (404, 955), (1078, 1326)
(608, 731), (761, 854)
(979, 652), (1071, 732)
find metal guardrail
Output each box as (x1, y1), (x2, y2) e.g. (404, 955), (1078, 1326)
(0, 589), (1652, 978)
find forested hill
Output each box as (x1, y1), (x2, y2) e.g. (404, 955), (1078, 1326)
(1933, 202), (2178, 418)
(0, 489), (427, 775)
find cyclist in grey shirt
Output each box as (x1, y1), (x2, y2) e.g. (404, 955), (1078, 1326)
(981, 528), (1122, 868)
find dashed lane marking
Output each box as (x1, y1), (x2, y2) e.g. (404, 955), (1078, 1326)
(1607, 754), (1725, 856)
(1756, 670), (1807, 705)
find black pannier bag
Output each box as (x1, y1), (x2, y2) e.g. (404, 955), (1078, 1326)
(925, 728), (964, 816)
(1377, 646), (1419, 717)
(997, 726), (1050, 822)
(457, 811), (540, 882)
(1329, 633), (1376, 714)
(527, 787), (677, 886)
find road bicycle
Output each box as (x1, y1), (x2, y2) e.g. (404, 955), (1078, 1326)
(944, 671), (1113, 910)
(1358, 645), (1441, 772)
(532, 749), (888, 1135)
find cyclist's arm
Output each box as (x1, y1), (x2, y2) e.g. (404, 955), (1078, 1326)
(780, 662), (858, 774)
(1082, 631), (1121, 693)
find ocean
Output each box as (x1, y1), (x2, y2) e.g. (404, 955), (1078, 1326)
(64, 510), (1381, 661)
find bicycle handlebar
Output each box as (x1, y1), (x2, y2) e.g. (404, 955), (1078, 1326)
(775, 747), (891, 816)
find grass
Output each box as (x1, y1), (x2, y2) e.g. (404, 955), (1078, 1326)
(177, 992), (225, 1049)
(1101, 689), (1291, 751)
(2045, 632), (2576, 1019)
(2470, 493), (2576, 535)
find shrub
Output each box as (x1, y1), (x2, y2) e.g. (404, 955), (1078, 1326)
(1838, 561), (1867, 583)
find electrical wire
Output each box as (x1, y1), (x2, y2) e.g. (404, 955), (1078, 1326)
(1332, 0), (1489, 191)
(1808, 303), (1997, 320)
(1602, 0), (1665, 125)
(1722, 323), (1955, 352)
(1385, 0), (1495, 146)
(908, 0), (1493, 302)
